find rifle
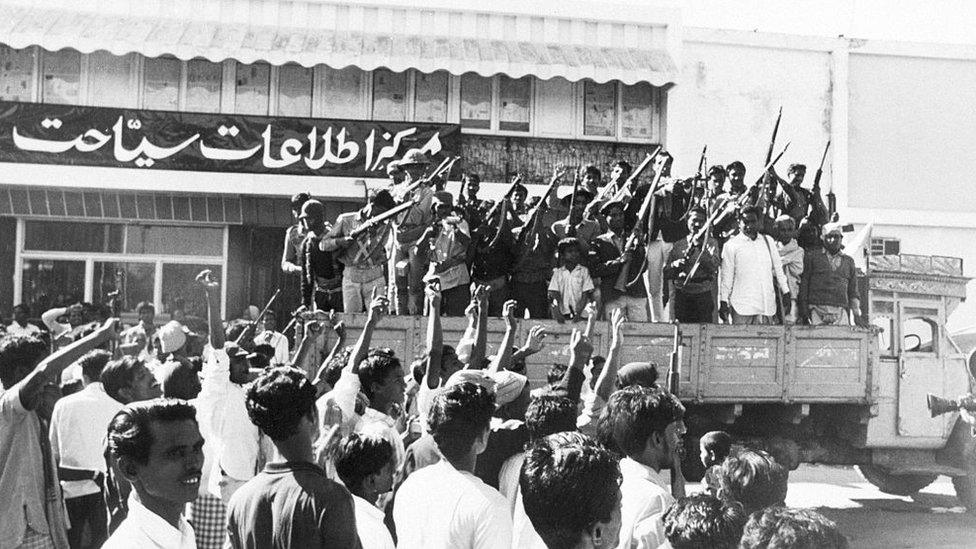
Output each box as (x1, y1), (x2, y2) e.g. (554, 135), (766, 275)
(518, 167), (567, 245)
(711, 142), (791, 240)
(759, 108), (783, 217)
(566, 166), (582, 234)
(349, 198), (419, 239)
(614, 154), (667, 291)
(595, 147), (660, 204)
(666, 322), (682, 396)
(397, 155), (458, 198)
(482, 174), (523, 224)
(813, 141), (836, 221)
(697, 145), (708, 180)
(235, 289), (281, 345)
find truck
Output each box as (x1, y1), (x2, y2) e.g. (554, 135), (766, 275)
(317, 252), (975, 510)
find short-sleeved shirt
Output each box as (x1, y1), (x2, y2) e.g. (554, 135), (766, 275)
(548, 264), (595, 316)
(0, 384), (52, 548)
(225, 461), (361, 549)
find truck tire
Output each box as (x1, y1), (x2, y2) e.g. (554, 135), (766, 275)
(856, 464), (938, 496)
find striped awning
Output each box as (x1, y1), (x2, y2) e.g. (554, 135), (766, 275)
(0, 1), (679, 86)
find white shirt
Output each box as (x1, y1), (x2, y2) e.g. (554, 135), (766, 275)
(353, 494), (396, 549)
(719, 232), (789, 316)
(49, 382), (123, 499)
(0, 384), (50, 548)
(510, 489), (547, 549)
(102, 493), (196, 549)
(194, 346), (260, 496)
(616, 457), (674, 549)
(548, 264), (595, 316)
(253, 330), (290, 365)
(5, 320), (41, 337)
(394, 460), (513, 549)
(318, 369), (405, 469)
(497, 452), (525, 515)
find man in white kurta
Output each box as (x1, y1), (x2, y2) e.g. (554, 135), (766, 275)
(719, 207), (790, 324)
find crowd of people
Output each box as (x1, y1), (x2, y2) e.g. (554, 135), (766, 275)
(282, 147), (863, 327)
(0, 146), (859, 549)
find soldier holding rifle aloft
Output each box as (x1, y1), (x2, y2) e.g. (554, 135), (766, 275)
(386, 149), (435, 316)
(511, 166), (567, 319)
(665, 207), (721, 323)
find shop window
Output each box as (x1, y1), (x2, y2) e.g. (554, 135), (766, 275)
(143, 56), (181, 111)
(372, 68), (406, 121)
(186, 59), (222, 113)
(41, 49), (81, 105)
(124, 225), (223, 257)
(235, 62), (270, 115)
(277, 63), (312, 117)
(0, 45), (35, 102)
(21, 259), (86, 314)
(24, 221), (123, 253)
(460, 73), (491, 129)
(414, 70), (448, 123)
(499, 75), (531, 132)
(621, 82), (654, 139)
(162, 264), (222, 319)
(92, 262), (155, 313)
(320, 65), (364, 119)
(89, 51), (135, 108)
(583, 80), (617, 137)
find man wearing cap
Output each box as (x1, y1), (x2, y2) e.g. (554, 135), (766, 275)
(299, 199), (344, 312)
(387, 148), (434, 315)
(416, 191), (472, 316)
(251, 309), (289, 366)
(155, 319), (190, 361)
(798, 223), (860, 326)
(322, 190), (396, 313)
(590, 200), (649, 321)
(281, 192), (311, 275)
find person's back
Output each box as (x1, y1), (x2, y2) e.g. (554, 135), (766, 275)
(227, 461), (357, 548)
(395, 460), (510, 549)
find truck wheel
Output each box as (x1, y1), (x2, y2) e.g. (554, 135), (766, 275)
(856, 464), (938, 496)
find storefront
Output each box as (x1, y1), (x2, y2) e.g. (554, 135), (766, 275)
(0, 0), (681, 320)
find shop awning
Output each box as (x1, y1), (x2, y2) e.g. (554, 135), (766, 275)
(0, 1), (679, 86)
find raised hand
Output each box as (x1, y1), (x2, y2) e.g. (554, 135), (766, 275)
(569, 328), (594, 367)
(524, 325), (547, 354)
(425, 282), (443, 309)
(502, 299), (518, 329)
(366, 286), (389, 325)
(195, 269), (219, 290)
(610, 308), (625, 345)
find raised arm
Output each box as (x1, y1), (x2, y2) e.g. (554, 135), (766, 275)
(424, 284), (444, 389)
(469, 284), (490, 370)
(552, 328), (592, 403)
(19, 319), (118, 410)
(312, 315), (347, 398)
(281, 226), (303, 274)
(196, 269), (225, 349)
(594, 309), (625, 402)
(347, 290), (388, 375)
(41, 306), (68, 334)
(510, 325), (547, 368)
(488, 300), (519, 374)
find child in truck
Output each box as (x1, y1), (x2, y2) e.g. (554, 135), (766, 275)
(548, 237), (595, 323)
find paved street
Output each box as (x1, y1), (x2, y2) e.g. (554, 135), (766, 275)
(779, 465), (974, 548)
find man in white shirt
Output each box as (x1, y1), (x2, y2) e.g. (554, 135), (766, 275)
(119, 301), (157, 358)
(334, 432), (397, 549)
(602, 385), (687, 549)
(520, 432), (623, 549)
(394, 381), (513, 549)
(252, 309), (289, 365)
(6, 304), (42, 337)
(103, 399), (203, 549)
(42, 303), (92, 348)
(49, 349), (122, 548)
(719, 206), (791, 324)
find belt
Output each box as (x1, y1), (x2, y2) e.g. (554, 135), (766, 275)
(58, 466), (105, 488)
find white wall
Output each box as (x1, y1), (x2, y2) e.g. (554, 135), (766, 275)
(666, 40), (833, 179)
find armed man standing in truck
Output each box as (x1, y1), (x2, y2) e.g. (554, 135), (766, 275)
(798, 223), (861, 326)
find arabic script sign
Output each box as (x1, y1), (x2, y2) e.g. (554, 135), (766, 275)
(0, 101), (460, 177)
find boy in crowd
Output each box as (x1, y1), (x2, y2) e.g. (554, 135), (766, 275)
(549, 237), (595, 323)
(699, 430), (733, 493)
(739, 507), (848, 549)
(103, 399), (204, 549)
(662, 493), (747, 549)
(713, 448), (789, 516)
(226, 367), (361, 548)
(520, 432), (623, 549)
(334, 433), (397, 549)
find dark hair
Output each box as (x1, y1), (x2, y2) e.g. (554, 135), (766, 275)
(0, 334), (48, 388)
(463, 173), (481, 184)
(546, 362), (568, 386)
(726, 161), (746, 173)
(334, 433), (395, 493)
(100, 356), (145, 403)
(246, 367), (317, 441)
(599, 385), (684, 458)
(700, 431), (733, 462)
(787, 163), (807, 176)
(224, 319), (252, 344)
(739, 507), (848, 549)
(713, 448), (788, 515)
(371, 189), (396, 210)
(520, 432), (621, 549)
(583, 164), (602, 181)
(707, 165), (727, 179)
(290, 192), (311, 211)
(79, 349), (113, 382)
(613, 160), (632, 176)
(323, 346), (353, 388)
(135, 301), (155, 314)
(427, 382), (495, 461)
(557, 237), (582, 257)
(107, 398), (197, 465)
(358, 353), (402, 401)
(739, 205), (761, 220)
(663, 493), (747, 549)
(253, 343), (276, 360)
(525, 394), (578, 441)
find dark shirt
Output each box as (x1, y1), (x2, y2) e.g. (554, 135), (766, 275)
(588, 231), (647, 302)
(225, 461), (361, 549)
(301, 233), (340, 308)
(799, 249), (858, 309)
(471, 227), (517, 282)
(665, 234), (721, 294)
